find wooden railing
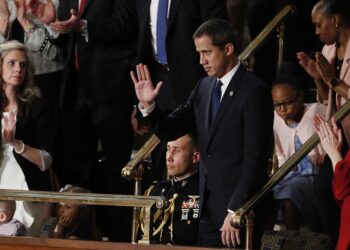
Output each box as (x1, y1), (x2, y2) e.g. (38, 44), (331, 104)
(0, 236), (236, 250)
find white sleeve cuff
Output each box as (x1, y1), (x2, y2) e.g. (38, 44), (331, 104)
(227, 209), (236, 215)
(138, 102), (155, 117)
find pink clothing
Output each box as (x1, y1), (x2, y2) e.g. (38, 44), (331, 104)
(274, 103), (326, 167)
(333, 151), (350, 250)
(321, 39), (350, 144)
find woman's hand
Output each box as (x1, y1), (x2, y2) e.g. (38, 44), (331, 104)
(315, 52), (336, 86)
(26, 0), (56, 25)
(0, 0), (10, 36)
(2, 111), (16, 145)
(314, 115), (343, 167)
(15, 0), (31, 29)
(297, 52), (322, 81)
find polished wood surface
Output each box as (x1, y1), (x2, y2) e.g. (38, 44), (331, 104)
(0, 236), (241, 250)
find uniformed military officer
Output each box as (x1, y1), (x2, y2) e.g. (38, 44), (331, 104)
(141, 132), (200, 246)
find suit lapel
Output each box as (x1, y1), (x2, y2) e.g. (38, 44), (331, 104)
(340, 37), (350, 80)
(168, 0), (181, 32)
(205, 78), (217, 132)
(207, 65), (245, 146)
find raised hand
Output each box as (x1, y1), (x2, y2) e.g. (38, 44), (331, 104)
(50, 9), (79, 33)
(26, 0), (56, 25)
(315, 52), (336, 86)
(130, 63), (162, 108)
(297, 51), (322, 81)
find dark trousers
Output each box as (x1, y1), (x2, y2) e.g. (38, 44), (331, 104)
(198, 219), (223, 247)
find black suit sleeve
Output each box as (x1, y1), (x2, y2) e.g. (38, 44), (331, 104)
(227, 84), (273, 211)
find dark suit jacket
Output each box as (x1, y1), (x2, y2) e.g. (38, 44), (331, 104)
(145, 65), (273, 228)
(58, 0), (136, 104)
(135, 0), (227, 105)
(14, 97), (55, 191)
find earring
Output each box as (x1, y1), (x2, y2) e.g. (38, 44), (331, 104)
(336, 24), (339, 27)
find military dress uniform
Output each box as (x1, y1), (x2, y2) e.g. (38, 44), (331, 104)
(142, 172), (200, 246)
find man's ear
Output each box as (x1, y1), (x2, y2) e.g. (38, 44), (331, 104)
(0, 212), (7, 223)
(192, 151), (200, 164)
(224, 43), (234, 56)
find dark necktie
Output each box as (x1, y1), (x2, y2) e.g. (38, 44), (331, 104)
(156, 0), (168, 64)
(210, 80), (223, 125)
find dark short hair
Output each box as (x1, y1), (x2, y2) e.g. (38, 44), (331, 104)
(187, 130), (199, 150)
(315, 0), (350, 26)
(193, 19), (239, 50)
(272, 61), (303, 92)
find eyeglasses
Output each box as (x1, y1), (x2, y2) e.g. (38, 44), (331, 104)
(273, 96), (299, 111)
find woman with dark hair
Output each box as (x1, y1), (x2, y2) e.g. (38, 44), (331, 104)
(297, 0), (350, 143)
(0, 40), (54, 231)
(297, 0), (350, 244)
(52, 185), (100, 240)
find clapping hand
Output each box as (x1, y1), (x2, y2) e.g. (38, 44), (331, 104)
(0, 0), (10, 19)
(314, 115), (343, 166)
(2, 111), (16, 145)
(50, 9), (79, 33)
(15, 0), (29, 28)
(297, 51), (322, 81)
(0, 0), (10, 36)
(315, 52), (336, 86)
(26, 0), (56, 25)
(130, 63), (162, 108)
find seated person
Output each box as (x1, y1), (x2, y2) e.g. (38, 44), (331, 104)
(140, 132), (200, 245)
(39, 185), (100, 240)
(0, 200), (26, 236)
(271, 72), (326, 229)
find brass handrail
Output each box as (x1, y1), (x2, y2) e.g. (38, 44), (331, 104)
(0, 189), (166, 244)
(231, 100), (350, 228)
(122, 134), (160, 180)
(238, 4), (296, 63)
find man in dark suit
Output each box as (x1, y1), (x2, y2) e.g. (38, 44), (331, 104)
(50, 0), (136, 241)
(131, 19), (273, 248)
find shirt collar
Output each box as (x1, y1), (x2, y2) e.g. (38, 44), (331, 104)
(217, 62), (240, 88)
